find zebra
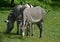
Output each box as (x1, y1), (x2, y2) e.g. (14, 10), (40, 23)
(21, 6), (49, 38)
(5, 4), (33, 35)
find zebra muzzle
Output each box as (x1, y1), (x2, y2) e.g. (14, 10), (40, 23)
(5, 20), (9, 23)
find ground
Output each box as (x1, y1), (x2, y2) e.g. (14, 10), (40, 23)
(0, 7), (60, 42)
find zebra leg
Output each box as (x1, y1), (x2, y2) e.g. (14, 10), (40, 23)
(26, 23), (29, 36)
(31, 24), (34, 36)
(27, 23), (30, 36)
(17, 21), (20, 35)
(21, 25), (25, 37)
(40, 21), (43, 38)
(37, 21), (44, 38)
(20, 20), (25, 37)
(27, 22), (31, 37)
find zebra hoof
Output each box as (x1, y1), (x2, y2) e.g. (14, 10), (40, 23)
(22, 32), (25, 37)
(39, 36), (42, 38)
(31, 34), (33, 36)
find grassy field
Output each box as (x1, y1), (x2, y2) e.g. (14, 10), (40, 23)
(0, 7), (60, 42)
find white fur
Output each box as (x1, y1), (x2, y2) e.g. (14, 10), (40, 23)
(6, 20), (9, 23)
(22, 32), (25, 36)
(25, 4), (30, 8)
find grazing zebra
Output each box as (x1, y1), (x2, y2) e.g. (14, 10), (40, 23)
(5, 4), (33, 34)
(21, 6), (49, 38)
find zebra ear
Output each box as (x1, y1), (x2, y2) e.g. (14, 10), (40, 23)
(25, 4), (30, 8)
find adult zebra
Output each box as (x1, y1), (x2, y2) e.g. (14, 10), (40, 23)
(5, 4), (33, 35)
(21, 6), (49, 38)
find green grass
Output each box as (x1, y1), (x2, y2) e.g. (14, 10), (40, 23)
(0, 7), (60, 42)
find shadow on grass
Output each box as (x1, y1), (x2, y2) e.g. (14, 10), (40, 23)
(0, 32), (24, 39)
(0, 38), (3, 42)
(0, 32), (28, 42)
(0, 32), (4, 42)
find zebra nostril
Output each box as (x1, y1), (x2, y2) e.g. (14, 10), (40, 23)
(5, 20), (9, 23)
(5, 20), (7, 23)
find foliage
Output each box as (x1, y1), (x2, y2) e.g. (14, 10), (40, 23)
(0, 0), (11, 7)
(0, 0), (60, 7)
